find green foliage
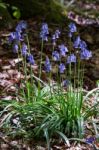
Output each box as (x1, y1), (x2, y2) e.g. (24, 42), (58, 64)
(0, 0), (21, 20)
(0, 1), (6, 8)
(0, 84), (99, 148)
(96, 80), (99, 87)
(12, 6), (21, 19)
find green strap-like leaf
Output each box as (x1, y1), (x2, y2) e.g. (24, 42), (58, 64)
(56, 130), (70, 147)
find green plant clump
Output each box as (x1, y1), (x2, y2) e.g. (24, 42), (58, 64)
(0, 21), (99, 149)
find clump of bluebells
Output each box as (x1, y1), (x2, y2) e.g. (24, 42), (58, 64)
(8, 21), (92, 87)
(7, 21), (97, 149)
(9, 21), (27, 43)
(9, 21), (35, 65)
(42, 22), (92, 87)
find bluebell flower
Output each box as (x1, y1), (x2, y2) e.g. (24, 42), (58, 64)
(52, 29), (60, 45)
(73, 36), (81, 48)
(44, 57), (51, 73)
(21, 43), (28, 56)
(79, 40), (87, 50)
(52, 51), (60, 61)
(41, 23), (49, 34)
(9, 21), (27, 43)
(67, 54), (76, 63)
(52, 34), (56, 40)
(40, 32), (48, 41)
(59, 63), (66, 73)
(62, 79), (70, 87)
(40, 23), (49, 41)
(80, 49), (92, 60)
(15, 32), (22, 41)
(55, 29), (61, 39)
(9, 32), (22, 43)
(9, 32), (16, 42)
(16, 21), (27, 33)
(27, 54), (35, 65)
(68, 22), (77, 38)
(59, 44), (68, 57)
(13, 44), (18, 53)
(85, 137), (95, 144)
(69, 23), (77, 33)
